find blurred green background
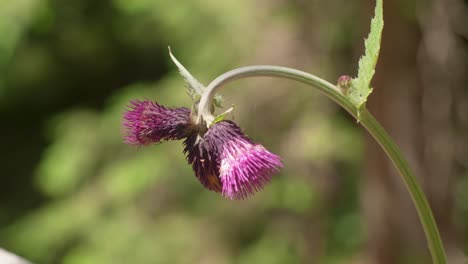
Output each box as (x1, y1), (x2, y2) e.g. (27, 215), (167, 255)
(0, 0), (467, 263)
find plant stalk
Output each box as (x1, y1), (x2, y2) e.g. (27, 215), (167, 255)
(197, 65), (447, 264)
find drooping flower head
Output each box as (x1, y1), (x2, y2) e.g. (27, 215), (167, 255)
(123, 99), (282, 199)
(184, 120), (282, 199)
(123, 100), (192, 145)
(122, 52), (282, 199)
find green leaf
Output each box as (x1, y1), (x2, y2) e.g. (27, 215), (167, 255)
(348, 0), (383, 111)
(168, 47), (205, 101)
(211, 105), (234, 125)
(169, 47), (224, 107)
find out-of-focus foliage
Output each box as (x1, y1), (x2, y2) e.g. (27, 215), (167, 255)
(0, 0), (41, 100)
(1, 0), (465, 263)
(0, 1), (363, 263)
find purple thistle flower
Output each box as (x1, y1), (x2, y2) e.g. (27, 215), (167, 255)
(122, 99), (282, 199)
(123, 100), (192, 145)
(184, 120), (282, 200)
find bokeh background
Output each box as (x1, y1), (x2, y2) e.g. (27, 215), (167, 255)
(1, 0), (467, 263)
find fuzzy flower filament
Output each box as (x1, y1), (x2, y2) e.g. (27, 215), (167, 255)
(123, 100), (192, 145)
(216, 121), (282, 199)
(184, 120), (282, 199)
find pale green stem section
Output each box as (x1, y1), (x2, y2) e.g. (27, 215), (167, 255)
(197, 65), (447, 264)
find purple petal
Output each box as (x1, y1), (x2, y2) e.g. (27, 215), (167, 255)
(122, 100), (192, 145)
(218, 130), (282, 200)
(184, 120), (282, 199)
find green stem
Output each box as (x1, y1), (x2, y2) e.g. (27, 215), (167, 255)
(197, 65), (447, 264)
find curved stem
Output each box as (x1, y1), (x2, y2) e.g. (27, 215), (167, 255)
(197, 65), (447, 264)
(197, 66), (356, 124)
